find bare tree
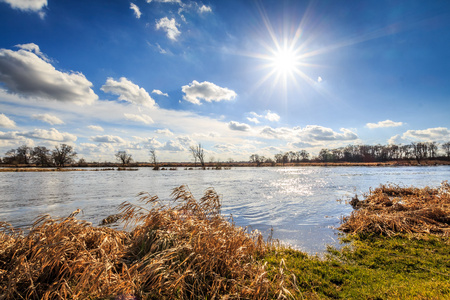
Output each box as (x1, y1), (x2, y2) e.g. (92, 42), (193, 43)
(442, 142), (450, 160)
(52, 144), (77, 167)
(115, 151), (132, 165)
(149, 148), (158, 169)
(411, 142), (427, 164)
(16, 145), (32, 164)
(31, 146), (52, 166)
(190, 143), (205, 169)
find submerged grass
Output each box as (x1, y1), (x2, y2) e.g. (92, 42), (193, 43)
(1, 183), (449, 299)
(339, 181), (450, 236)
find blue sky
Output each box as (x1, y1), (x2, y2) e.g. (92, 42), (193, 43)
(1, 0), (449, 162)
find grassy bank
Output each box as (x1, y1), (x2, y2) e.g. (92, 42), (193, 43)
(265, 234), (450, 299)
(1, 183), (449, 299)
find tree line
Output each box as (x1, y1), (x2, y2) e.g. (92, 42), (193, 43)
(2, 141), (450, 167)
(2, 144), (78, 167)
(250, 142), (450, 165)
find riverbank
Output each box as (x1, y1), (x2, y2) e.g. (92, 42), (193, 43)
(1, 183), (449, 299)
(0, 167), (138, 172)
(1, 159), (449, 171)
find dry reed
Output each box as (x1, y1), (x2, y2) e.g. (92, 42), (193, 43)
(339, 181), (450, 236)
(0, 186), (287, 299)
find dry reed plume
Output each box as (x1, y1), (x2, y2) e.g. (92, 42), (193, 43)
(0, 186), (287, 299)
(339, 181), (450, 236)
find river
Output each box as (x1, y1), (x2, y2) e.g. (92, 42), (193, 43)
(1, 166), (448, 254)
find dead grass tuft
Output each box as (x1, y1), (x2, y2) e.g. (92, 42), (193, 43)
(0, 185), (286, 299)
(340, 181), (450, 236)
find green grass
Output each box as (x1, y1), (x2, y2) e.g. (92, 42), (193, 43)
(264, 234), (450, 299)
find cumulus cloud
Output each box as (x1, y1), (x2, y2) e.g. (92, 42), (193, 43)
(228, 121), (251, 132)
(0, 114), (16, 128)
(247, 110), (280, 123)
(0, 44), (98, 105)
(152, 89), (169, 97)
(124, 113), (154, 124)
(1, 0), (47, 17)
(160, 140), (185, 151)
(177, 136), (196, 147)
(32, 113), (64, 125)
(91, 135), (126, 144)
(366, 119), (404, 129)
(155, 17), (181, 41)
(87, 125), (104, 132)
(155, 128), (173, 136)
(401, 127), (450, 142)
(290, 141), (314, 148)
(101, 77), (156, 107)
(247, 117), (260, 124)
(387, 134), (404, 145)
(259, 125), (358, 142)
(198, 5), (212, 13)
(182, 80), (237, 105)
(153, 0), (181, 3)
(0, 131), (19, 139)
(301, 125), (358, 141)
(264, 111), (280, 122)
(19, 128), (76, 142)
(130, 3), (141, 18)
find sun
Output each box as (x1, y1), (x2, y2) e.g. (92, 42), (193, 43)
(271, 47), (299, 76)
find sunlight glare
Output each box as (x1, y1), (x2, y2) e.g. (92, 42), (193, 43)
(272, 47), (298, 75)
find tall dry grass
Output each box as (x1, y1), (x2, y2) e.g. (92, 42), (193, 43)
(0, 186), (289, 299)
(339, 181), (450, 236)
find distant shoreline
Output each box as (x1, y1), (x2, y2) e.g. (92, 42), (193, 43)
(1, 159), (449, 172)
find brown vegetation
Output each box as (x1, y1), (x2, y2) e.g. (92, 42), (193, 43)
(339, 181), (450, 236)
(0, 186), (290, 299)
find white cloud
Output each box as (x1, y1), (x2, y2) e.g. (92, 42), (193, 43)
(156, 43), (168, 54)
(101, 77), (156, 107)
(401, 127), (450, 142)
(15, 43), (49, 61)
(387, 134), (404, 145)
(87, 125), (104, 132)
(264, 111), (280, 122)
(32, 113), (64, 125)
(0, 114), (16, 128)
(161, 140), (185, 151)
(290, 141), (314, 148)
(91, 135), (126, 144)
(182, 80), (237, 105)
(247, 117), (260, 124)
(155, 128), (173, 136)
(19, 128), (77, 142)
(154, 0), (181, 3)
(176, 136), (195, 147)
(155, 17), (181, 41)
(198, 4), (212, 13)
(124, 113), (154, 124)
(228, 121), (251, 132)
(1, 0), (47, 13)
(366, 119), (404, 129)
(260, 125), (358, 142)
(247, 111), (279, 123)
(0, 131), (19, 139)
(130, 3), (142, 18)
(302, 126), (358, 141)
(0, 45), (98, 105)
(152, 89), (169, 97)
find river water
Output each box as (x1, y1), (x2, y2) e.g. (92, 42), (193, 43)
(1, 166), (448, 254)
